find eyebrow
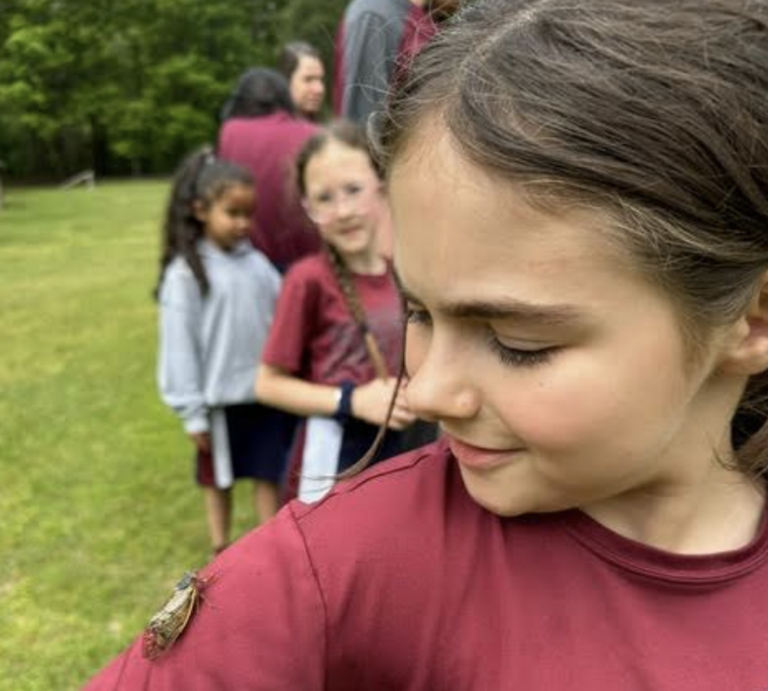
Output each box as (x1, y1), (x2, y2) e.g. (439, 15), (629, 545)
(397, 279), (586, 327)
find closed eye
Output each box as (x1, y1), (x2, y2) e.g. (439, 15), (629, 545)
(486, 331), (558, 368)
(344, 183), (364, 197)
(405, 304), (432, 326)
(404, 298), (559, 368)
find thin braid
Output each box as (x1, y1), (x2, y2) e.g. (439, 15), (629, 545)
(325, 244), (366, 325)
(324, 244), (389, 379)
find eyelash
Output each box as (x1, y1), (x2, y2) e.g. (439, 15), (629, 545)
(315, 184), (363, 205)
(405, 306), (557, 368)
(404, 306), (431, 326)
(486, 334), (556, 368)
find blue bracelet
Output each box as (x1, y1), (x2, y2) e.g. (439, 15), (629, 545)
(333, 381), (356, 423)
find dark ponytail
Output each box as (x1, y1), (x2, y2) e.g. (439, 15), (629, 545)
(155, 146), (252, 299)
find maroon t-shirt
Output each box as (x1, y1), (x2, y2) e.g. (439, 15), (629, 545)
(84, 439), (768, 689)
(218, 112), (321, 268)
(261, 253), (403, 384)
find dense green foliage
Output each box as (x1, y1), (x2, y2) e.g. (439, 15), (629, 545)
(0, 0), (347, 181)
(0, 182), (266, 690)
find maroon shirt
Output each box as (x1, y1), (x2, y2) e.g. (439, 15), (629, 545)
(261, 252), (403, 384)
(84, 439), (768, 689)
(218, 112), (320, 269)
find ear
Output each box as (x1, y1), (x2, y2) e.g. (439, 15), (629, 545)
(191, 199), (208, 223)
(719, 274), (768, 376)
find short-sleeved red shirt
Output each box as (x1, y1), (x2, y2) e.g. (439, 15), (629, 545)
(261, 252), (403, 384)
(84, 439), (768, 690)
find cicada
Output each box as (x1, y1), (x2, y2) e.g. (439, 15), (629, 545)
(142, 571), (211, 660)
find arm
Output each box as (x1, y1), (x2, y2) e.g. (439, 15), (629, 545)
(82, 508), (326, 690)
(256, 364), (416, 430)
(157, 267), (208, 434)
(256, 363), (339, 418)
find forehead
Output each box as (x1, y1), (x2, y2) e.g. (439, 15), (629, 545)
(295, 55), (323, 76)
(305, 141), (377, 189)
(215, 183), (253, 205)
(388, 129), (644, 307)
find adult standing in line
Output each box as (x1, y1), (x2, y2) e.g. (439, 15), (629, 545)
(333, 0), (461, 126)
(218, 68), (320, 272)
(279, 41), (327, 122)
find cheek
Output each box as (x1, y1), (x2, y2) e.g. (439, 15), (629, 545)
(404, 324), (428, 377)
(497, 371), (617, 450)
(496, 348), (687, 453)
(316, 222), (336, 243)
(361, 195), (384, 223)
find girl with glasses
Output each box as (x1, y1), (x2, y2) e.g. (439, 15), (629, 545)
(255, 119), (417, 501)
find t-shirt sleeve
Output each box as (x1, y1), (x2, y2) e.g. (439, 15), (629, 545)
(261, 265), (318, 374)
(81, 507), (326, 690)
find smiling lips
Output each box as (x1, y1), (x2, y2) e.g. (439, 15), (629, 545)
(447, 435), (522, 471)
(337, 225), (363, 235)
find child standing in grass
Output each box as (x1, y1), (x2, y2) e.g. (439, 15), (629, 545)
(255, 120), (417, 501)
(155, 147), (290, 555)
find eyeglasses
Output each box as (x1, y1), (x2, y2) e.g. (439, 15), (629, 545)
(303, 181), (381, 224)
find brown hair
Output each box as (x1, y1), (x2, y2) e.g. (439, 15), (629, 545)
(296, 119), (389, 379)
(279, 41), (322, 81)
(373, 0), (768, 474)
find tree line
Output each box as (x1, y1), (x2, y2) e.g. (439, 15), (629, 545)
(0, 0), (347, 181)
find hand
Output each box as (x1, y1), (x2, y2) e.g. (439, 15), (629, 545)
(351, 377), (417, 430)
(190, 431), (211, 454)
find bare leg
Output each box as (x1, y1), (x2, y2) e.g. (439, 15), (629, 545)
(253, 481), (280, 524)
(203, 486), (232, 552)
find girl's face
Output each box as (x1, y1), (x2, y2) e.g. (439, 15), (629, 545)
(290, 55), (325, 117)
(302, 139), (383, 260)
(195, 183), (254, 252)
(390, 132), (746, 520)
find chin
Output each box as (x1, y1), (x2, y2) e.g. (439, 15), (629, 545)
(460, 469), (571, 518)
(461, 476), (527, 517)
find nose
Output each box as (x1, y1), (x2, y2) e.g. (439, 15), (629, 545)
(334, 192), (356, 218)
(404, 326), (481, 423)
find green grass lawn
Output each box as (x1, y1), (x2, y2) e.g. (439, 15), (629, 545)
(0, 182), (261, 690)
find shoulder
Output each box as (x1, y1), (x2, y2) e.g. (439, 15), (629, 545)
(346, 0), (398, 23)
(283, 253), (332, 286)
(220, 117), (252, 133)
(158, 259), (203, 313)
(219, 117), (272, 146)
(218, 118), (246, 143)
(206, 441), (466, 608)
(290, 440), (471, 552)
(160, 257), (197, 292)
(262, 111), (319, 140)
(242, 245), (280, 277)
